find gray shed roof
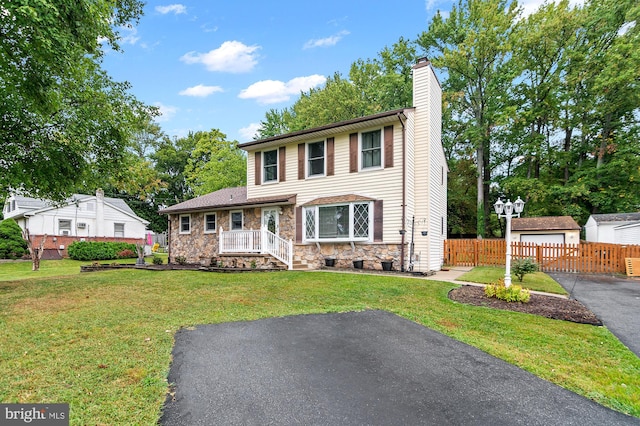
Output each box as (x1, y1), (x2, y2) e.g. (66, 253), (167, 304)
(590, 213), (640, 223)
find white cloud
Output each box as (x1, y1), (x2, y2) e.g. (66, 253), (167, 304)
(303, 30), (350, 49)
(156, 4), (186, 14)
(119, 26), (139, 45)
(180, 41), (260, 73)
(238, 75), (326, 104)
(154, 102), (178, 122)
(179, 84), (223, 97)
(239, 123), (262, 141)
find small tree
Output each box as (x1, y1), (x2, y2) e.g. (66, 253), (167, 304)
(22, 229), (47, 271)
(512, 258), (539, 282)
(0, 218), (29, 259)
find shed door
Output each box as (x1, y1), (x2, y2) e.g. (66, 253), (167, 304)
(520, 234), (565, 244)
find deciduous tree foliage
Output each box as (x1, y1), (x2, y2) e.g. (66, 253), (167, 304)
(0, 0), (153, 202)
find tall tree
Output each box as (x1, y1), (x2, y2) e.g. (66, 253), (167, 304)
(418, 0), (519, 238)
(0, 0), (152, 201)
(184, 130), (247, 197)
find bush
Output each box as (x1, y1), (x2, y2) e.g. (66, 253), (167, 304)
(175, 256), (187, 265)
(512, 258), (539, 282)
(68, 241), (138, 261)
(0, 218), (28, 259)
(117, 249), (135, 258)
(152, 255), (163, 265)
(485, 278), (531, 303)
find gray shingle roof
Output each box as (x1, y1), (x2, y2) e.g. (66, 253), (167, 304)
(13, 194), (136, 216)
(590, 213), (640, 223)
(159, 187), (296, 214)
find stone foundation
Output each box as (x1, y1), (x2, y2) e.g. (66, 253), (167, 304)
(293, 242), (404, 271)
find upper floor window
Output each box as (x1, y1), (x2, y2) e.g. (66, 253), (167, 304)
(230, 211), (243, 230)
(114, 223), (125, 238)
(204, 213), (217, 233)
(263, 149), (278, 183)
(179, 214), (191, 234)
(307, 141), (325, 177)
(361, 129), (382, 169)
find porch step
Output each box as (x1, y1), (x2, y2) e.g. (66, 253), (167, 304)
(291, 259), (311, 270)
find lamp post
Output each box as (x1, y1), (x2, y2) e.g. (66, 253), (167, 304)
(493, 196), (525, 288)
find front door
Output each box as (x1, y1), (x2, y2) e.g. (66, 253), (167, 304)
(262, 208), (279, 235)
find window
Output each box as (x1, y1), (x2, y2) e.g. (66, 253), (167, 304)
(304, 202), (371, 241)
(59, 220), (72, 236)
(205, 213), (217, 233)
(361, 130), (382, 169)
(230, 211), (243, 230)
(114, 223), (125, 238)
(11, 200), (16, 211)
(263, 149), (278, 183)
(307, 141), (325, 177)
(179, 215), (191, 234)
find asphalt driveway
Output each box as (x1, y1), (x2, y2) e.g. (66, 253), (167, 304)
(550, 273), (640, 358)
(160, 310), (638, 425)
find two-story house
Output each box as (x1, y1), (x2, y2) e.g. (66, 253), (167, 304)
(160, 58), (447, 272)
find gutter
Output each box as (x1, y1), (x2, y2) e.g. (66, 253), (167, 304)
(398, 112), (407, 272)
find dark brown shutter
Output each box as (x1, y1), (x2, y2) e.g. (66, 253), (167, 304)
(384, 125), (394, 168)
(279, 146), (286, 182)
(254, 151), (261, 186)
(295, 206), (303, 243)
(326, 137), (335, 176)
(298, 143), (305, 180)
(349, 133), (358, 173)
(373, 200), (383, 242)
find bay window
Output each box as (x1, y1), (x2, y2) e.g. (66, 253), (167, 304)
(304, 202), (371, 241)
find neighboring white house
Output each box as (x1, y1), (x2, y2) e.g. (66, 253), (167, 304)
(3, 189), (149, 256)
(160, 58), (447, 272)
(584, 213), (640, 244)
(510, 216), (581, 245)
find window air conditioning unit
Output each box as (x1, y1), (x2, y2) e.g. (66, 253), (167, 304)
(77, 222), (86, 229)
(61, 230), (70, 236)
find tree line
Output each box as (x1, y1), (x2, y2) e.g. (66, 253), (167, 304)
(2, 0), (638, 238)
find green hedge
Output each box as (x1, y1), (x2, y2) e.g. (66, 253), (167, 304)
(67, 241), (138, 261)
(0, 218), (29, 259)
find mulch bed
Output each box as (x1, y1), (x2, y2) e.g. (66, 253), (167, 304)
(448, 285), (602, 325)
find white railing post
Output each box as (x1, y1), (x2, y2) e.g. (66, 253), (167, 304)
(288, 239), (293, 270)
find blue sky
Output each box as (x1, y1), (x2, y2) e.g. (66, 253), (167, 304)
(101, 0), (553, 143)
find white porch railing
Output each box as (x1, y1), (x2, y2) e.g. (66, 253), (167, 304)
(219, 227), (293, 270)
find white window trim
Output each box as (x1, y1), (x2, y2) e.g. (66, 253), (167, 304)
(306, 140), (326, 178)
(230, 210), (243, 230)
(359, 128), (383, 171)
(303, 201), (373, 243)
(59, 219), (72, 236)
(204, 212), (217, 234)
(114, 223), (125, 238)
(262, 149), (279, 184)
(179, 214), (191, 234)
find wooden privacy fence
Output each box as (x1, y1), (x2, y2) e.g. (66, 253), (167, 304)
(444, 239), (640, 274)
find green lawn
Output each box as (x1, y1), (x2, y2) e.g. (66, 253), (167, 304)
(0, 268), (638, 425)
(457, 266), (569, 295)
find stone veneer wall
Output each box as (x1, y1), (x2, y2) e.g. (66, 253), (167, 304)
(168, 205), (296, 265)
(293, 242), (405, 271)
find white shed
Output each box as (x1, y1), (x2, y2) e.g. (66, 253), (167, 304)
(584, 213), (640, 244)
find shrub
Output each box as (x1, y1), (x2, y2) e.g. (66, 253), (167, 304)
(485, 278), (531, 303)
(152, 255), (163, 265)
(0, 218), (29, 259)
(117, 249), (135, 258)
(512, 257), (539, 282)
(68, 241), (138, 261)
(175, 256), (187, 265)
